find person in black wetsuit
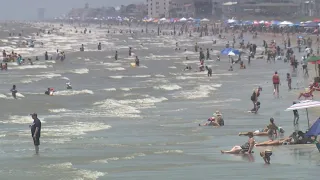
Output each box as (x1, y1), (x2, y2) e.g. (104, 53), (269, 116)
(135, 56), (140, 66)
(45, 88), (51, 95)
(10, 85), (17, 99)
(206, 66), (212, 76)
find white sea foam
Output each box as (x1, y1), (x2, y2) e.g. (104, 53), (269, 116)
(154, 74), (165, 77)
(106, 67), (125, 71)
(21, 73), (61, 83)
(101, 62), (122, 67)
(92, 96), (167, 118)
(54, 89), (93, 96)
(154, 150), (184, 154)
(109, 76), (124, 79)
(42, 121), (111, 137)
(104, 88), (116, 91)
(174, 84), (222, 99)
(48, 108), (71, 113)
(9, 65), (50, 70)
(43, 162), (106, 179)
(69, 68), (89, 74)
(154, 84), (182, 91)
(1, 115), (46, 124)
(120, 88), (131, 91)
(168, 66), (177, 69)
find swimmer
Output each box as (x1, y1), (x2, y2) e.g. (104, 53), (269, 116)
(66, 82), (72, 89)
(228, 66), (233, 71)
(184, 65), (192, 71)
(45, 88), (54, 96)
(10, 85), (17, 99)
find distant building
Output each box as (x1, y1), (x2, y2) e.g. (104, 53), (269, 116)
(169, 0), (195, 18)
(120, 3), (147, 18)
(221, 0), (301, 18)
(146, 0), (170, 18)
(38, 8), (45, 20)
(193, 0), (213, 18)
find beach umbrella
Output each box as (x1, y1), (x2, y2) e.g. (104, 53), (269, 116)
(306, 118), (320, 136)
(306, 56), (320, 64)
(285, 100), (320, 128)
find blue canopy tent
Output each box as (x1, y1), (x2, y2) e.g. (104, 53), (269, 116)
(302, 22), (319, 27)
(305, 118), (320, 152)
(306, 118), (320, 136)
(221, 48), (240, 55)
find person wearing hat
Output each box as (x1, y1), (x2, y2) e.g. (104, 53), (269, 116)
(29, 113), (41, 155)
(214, 111), (224, 126)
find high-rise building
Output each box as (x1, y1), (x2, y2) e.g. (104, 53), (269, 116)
(146, 0), (170, 18)
(38, 8), (45, 20)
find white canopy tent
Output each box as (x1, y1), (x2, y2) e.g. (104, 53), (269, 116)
(180, 17), (187, 22)
(285, 100), (320, 128)
(201, 18), (210, 22)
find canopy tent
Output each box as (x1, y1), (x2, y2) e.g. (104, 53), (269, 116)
(188, 17), (194, 21)
(306, 56), (320, 76)
(306, 118), (320, 136)
(180, 17), (187, 22)
(285, 100), (320, 128)
(279, 21), (293, 26)
(228, 51), (236, 56)
(201, 18), (210, 22)
(221, 48), (240, 55)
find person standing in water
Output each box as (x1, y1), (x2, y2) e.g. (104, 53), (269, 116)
(10, 85), (17, 99)
(115, 51), (118, 60)
(272, 71), (280, 97)
(135, 56), (140, 66)
(129, 47), (132, 56)
(29, 113), (41, 155)
(251, 86), (262, 112)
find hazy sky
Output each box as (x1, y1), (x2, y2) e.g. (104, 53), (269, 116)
(1, 0), (142, 20)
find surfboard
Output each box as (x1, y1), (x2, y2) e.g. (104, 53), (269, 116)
(130, 63), (136, 67)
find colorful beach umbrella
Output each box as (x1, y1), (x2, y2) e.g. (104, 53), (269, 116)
(306, 56), (320, 64)
(285, 100), (320, 128)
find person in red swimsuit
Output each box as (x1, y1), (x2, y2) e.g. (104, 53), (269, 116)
(272, 71), (280, 97)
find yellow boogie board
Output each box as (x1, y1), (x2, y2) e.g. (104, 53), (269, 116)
(130, 63), (136, 67)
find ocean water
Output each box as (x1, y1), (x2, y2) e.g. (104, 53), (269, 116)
(0, 22), (319, 180)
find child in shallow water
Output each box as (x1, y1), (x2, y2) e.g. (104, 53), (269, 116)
(260, 150), (272, 164)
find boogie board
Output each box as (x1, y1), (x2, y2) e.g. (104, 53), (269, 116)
(130, 63), (136, 67)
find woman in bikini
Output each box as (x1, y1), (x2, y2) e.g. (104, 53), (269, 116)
(255, 137), (293, 146)
(221, 132), (255, 154)
(298, 87), (314, 100)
